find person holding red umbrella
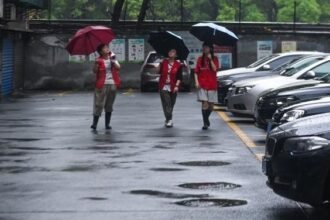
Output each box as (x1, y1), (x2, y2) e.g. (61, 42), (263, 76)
(194, 42), (220, 130)
(90, 44), (121, 130)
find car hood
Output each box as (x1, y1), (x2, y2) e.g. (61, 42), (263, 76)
(217, 67), (253, 77)
(227, 71), (275, 81)
(271, 113), (330, 137)
(280, 99), (330, 113)
(277, 83), (330, 97)
(234, 75), (284, 87)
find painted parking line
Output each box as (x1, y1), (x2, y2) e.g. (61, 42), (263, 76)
(217, 111), (264, 161)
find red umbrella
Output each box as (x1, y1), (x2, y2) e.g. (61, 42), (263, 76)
(66, 26), (116, 55)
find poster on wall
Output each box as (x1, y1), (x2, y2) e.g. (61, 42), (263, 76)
(110, 39), (126, 62)
(257, 41), (273, 60)
(282, 41), (297, 53)
(69, 55), (86, 63)
(218, 53), (232, 70)
(128, 39), (145, 62)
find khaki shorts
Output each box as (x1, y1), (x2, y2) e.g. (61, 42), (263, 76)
(197, 89), (218, 103)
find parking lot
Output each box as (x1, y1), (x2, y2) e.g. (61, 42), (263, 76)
(0, 91), (330, 220)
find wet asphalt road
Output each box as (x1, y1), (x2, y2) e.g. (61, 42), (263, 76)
(0, 91), (327, 220)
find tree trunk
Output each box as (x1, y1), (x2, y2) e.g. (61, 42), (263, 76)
(112, 0), (125, 23)
(137, 0), (150, 25)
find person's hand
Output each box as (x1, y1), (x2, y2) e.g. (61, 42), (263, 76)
(195, 81), (200, 89)
(207, 54), (212, 60)
(174, 86), (179, 93)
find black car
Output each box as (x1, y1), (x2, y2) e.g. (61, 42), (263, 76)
(263, 113), (330, 206)
(217, 55), (326, 105)
(271, 96), (330, 128)
(255, 83), (330, 130)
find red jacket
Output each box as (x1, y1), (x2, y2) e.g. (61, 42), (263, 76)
(159, 59), (182, 92)
(95, 53), (121, 89)
(195, 56), (219, 90)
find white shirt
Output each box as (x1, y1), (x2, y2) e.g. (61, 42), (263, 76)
(104, 59), (115, 85)
(162, 63), (174, 92)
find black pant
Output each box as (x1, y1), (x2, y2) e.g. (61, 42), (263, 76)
(160, 90), (177, 121)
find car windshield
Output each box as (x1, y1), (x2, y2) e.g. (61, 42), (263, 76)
(147, 53), (164, 63)
(280, 56), (325, 77)
(247, 54), (279, 68)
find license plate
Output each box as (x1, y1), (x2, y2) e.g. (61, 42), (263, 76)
(262, 157), (272, 175)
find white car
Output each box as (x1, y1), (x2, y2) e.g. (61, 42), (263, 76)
(217, 51), (323, 78)
(226, 55), (330, 116)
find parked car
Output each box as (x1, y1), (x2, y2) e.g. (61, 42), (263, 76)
(263, 113), (330, 206)
(217, 55), (325, 104)
(217, 51), (323, 78)
(140, 51), (191, 92)
(271, 96), (330, 128)
(226, 55), (330, 116)
(255, 82), (330, 129)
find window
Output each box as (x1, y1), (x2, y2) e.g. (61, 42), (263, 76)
(0, 0), (3, 18)
(310, 61), (330, 78)
(247, 54), (278, 69)
(262, 55), (302, 71)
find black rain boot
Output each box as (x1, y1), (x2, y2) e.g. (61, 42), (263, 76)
(91, 115), (99, 130)
(105, 112), (112, 130)
(206, 108), (212, 127)
(202, 110), (209, 130)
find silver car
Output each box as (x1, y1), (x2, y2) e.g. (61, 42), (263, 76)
(226, 55), (330, 116)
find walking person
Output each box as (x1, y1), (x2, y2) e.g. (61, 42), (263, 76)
(90, 43), (121, 130)
(159, 49), (183, 128)
(194, 42), (220, 130)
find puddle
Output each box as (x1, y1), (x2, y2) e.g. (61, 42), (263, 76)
(129, 190), (209, 199)
(61, 165), (98, 172)
(0, 166), (50, 174)
(177, 161), (230, 167)
(81, 197), (108, 201)
(178, 182), (241, 190)
(2, 138), (43, 142)
(153, 145), (173, 150)
(11, 147), (52, 151)
(175, 198), (247, 208)
(0, 151), (28, 157)
(150, 168), (187, 172)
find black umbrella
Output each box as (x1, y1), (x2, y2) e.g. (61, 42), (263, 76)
(148, 31), (190, 60)
(190, 23), (238, 46)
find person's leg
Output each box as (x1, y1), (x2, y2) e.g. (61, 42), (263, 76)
(202, 101), (210, 130)
(160, 90), (172, 126)
(104, 85), (117, 129)
(169, 92), (177, 121)
(91, 88), (106, 130)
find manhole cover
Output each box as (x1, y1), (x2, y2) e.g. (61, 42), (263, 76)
(178, 182), (241, 190)
(177, 161), (230, 167)
(175, 198), (247, 207)
(129, 190), (208, 199)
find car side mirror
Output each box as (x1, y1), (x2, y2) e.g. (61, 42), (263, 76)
(303, 71), (316, 79)
(261, 64), (271, 71)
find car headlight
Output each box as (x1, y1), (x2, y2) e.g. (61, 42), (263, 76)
(280, 110), (305, 122)
(276, 96), (297, 106)
(283, 136), (330, 153)
(236, 85), (255, 95)
(219, 79), (234, 86)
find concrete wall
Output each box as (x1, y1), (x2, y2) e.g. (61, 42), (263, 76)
(24, 31), (330, 90)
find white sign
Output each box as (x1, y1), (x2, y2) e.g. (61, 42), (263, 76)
(257, 41), (273, 60)
(0, 0), (3, 18)
(282, 41), (297, 53)
(110, 39), (126, 62)
(129, 39), (145, 62)
(69, 55), (86, 63)
(218, 53), (232, 70)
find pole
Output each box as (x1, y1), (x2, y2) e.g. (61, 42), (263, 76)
(180, 0), (183, 23)
(238, 0), (242, 32)
(293, 0), (297, 33)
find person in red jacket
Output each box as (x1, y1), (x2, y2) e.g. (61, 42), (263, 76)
(194, 42), (220, 130)
(91, 44), (121, 130)
(158, 49), (183, 128)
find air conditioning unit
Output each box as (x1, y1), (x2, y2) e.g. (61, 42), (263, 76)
(4, 3), (16, 20)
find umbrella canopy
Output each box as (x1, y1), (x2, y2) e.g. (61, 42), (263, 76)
(148, 31), (190, 60)
(66, 26), (116, 55)
(190, 23), (238, 46)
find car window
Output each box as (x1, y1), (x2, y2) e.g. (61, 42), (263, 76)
(310, 61), (330, 78)
(247, 54), (278, 68)
(272, 56), (304, 72)
(281, 57), (324, 77)
(264, 55), (302, 71)
(147, 53), (163, 63)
